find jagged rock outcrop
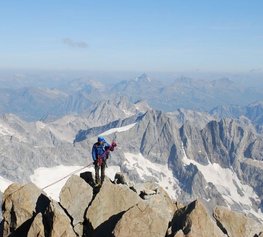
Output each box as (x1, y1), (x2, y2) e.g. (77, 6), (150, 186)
(27, 213), (45, 237)
(113, 201), (169, 237)
(113, 184), (176, 237)
(168, 199), (226, 237)
(59, 175), (93, 235)
(1, 173), (263, 237)
(114, 172), (130, 185)
(213, 206), (263, 237)
(85, 178), (141, 237)
(2, 183), (50, 236)
(44, 200), (77, 237)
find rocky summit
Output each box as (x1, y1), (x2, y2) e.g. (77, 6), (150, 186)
(1, 173), (262, 237)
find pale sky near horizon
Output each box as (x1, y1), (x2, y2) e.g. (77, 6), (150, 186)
(0, 1), (262, 73)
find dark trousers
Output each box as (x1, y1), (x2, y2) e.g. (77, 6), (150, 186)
(95, 161), (106, 185)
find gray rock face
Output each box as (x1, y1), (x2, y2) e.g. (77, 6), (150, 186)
(59, 175), (93, 235)
(167, 108), (216, 129)
(176, 117), (263, 214)
(83, 96), (140, 127)
(211, 101), (263, 126)
(210, 104), (244, 119)
(0, 114), (88, 183)
(240, 159), (263, 210)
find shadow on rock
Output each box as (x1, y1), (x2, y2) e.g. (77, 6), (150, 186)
(36, 193), (51, 214)
(9, 217), (34, 237)
(80, 171), (96, 188)
(0, 220), (3, 237)
(83, 211), (125, 237)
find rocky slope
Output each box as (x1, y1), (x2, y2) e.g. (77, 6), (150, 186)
(1, 173), (262, 237)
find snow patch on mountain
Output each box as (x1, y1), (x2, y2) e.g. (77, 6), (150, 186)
(30, 165), (120, 201)
(123, 152), (181, 200)
(0, 176), (12, 193)
(181, 146), (263, 221)
(99, 123), (137, 136)
(122, 109), (135, 117)
(0, 123), (13, 136)
(35, 121), (46, 131)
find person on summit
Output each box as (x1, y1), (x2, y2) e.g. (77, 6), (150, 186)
(92, 136), (117, 186)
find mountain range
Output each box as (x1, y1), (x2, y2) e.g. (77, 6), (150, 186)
(0, 96), (263, 225)
(0, 73), (263, 121)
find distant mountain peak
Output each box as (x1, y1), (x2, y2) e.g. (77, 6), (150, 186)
(135, 73), (151, 83)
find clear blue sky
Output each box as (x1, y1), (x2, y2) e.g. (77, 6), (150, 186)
(0, 0), (262, 72)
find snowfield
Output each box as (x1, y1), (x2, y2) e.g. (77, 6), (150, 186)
(99, 123), (136, 136)
(0, 176), (12, 193)
(181, 145), (263, 222)
(30, 165), (120, 201)
(124, 152), (181, 200)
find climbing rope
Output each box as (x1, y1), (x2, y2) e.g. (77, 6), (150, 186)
(41, 162), (94, 191)
(4, 161), (94, 198)
(4, 141), (117, 197)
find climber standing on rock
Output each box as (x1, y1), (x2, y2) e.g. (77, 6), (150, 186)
(91, 136), (117, 186)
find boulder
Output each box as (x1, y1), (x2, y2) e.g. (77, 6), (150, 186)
(168, 199), (225, 237)
(85, 178), (140, 237)
(113, 183), (177, 237)
(59, 175), (93, 234)
(114, 172), (132, 186)
(2, 183), (49, 236)
(213, 206), (263, 237)
(147, 185), (176, 218)
(27, 213), (45, 237)
(45, 200), (77, 237)
(134, 182), (159, 199)
(113, 200), (170, 237)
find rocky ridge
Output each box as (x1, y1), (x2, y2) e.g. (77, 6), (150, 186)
(1, 173), (262, 237)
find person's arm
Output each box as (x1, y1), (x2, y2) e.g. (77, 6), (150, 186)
(104, 140), (111, 150)
(92, 145), (97, 161)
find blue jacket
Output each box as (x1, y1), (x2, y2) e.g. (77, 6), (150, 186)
(92, 141), (110, 161)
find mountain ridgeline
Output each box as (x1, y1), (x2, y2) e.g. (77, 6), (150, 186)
(0, 95), (263, 235)
(0, 74), (263, 121)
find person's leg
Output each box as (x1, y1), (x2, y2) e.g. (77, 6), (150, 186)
(95, 163), (100, 185)
(101, 161), (106, 184)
